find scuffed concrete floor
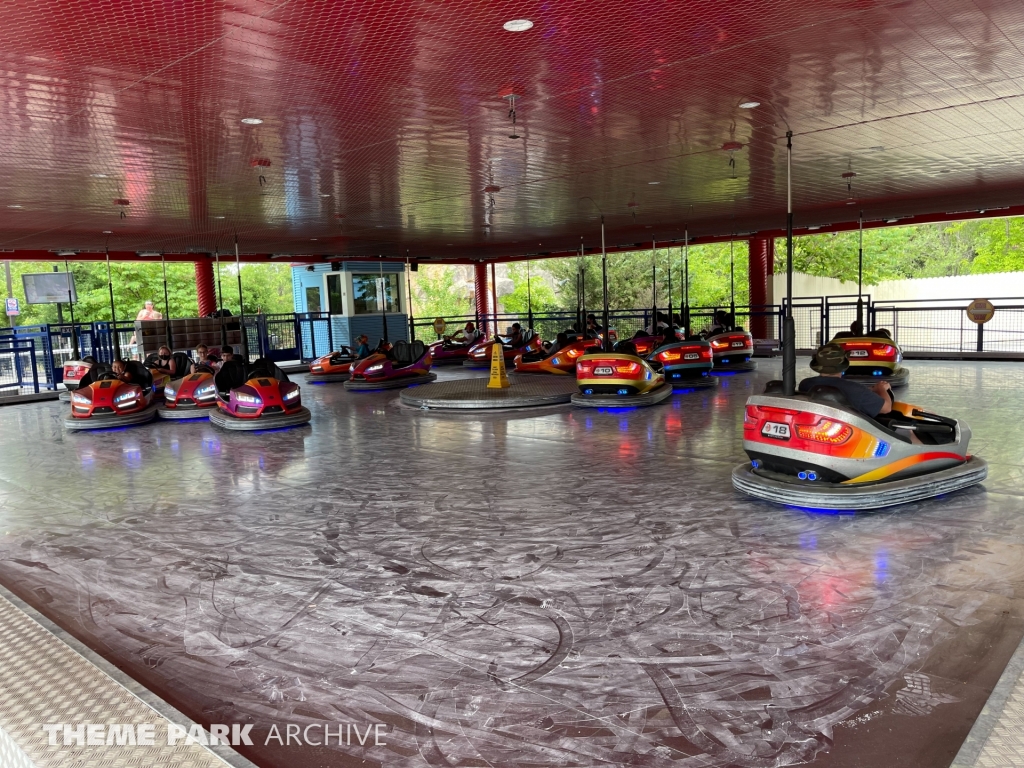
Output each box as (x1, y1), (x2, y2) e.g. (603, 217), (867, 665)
(0, 361), (1022, 768)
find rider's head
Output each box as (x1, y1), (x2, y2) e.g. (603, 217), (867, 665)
(465, 322), (475, 332)
(112, 359), (126, 375)
(810, 343), (850, 377)
(850, 319), (864, 335)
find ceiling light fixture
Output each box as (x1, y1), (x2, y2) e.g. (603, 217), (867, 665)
(739, 101), (760, 109)
(503, 19), (533, 31)
(648, 181), (660, 185)
(214, 215), (226, 219)
(91, 173), (108, 178)
(319, 193), (331, 198)
(241, 117), (263, 125)
(102, 230), (112, 234)
(56, 250), (76, 256)
(6, 204), (22, 208)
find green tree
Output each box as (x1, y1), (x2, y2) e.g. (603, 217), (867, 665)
(501, 263), (559, 315)
(410, 265), (473, 320)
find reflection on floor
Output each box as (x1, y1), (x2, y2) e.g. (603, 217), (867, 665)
(0, 360), (1022, 767)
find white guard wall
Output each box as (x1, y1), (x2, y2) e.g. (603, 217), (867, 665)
(773, 271), (1024, 304)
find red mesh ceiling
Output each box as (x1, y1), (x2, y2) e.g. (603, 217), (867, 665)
(0, 0), (1021, 261)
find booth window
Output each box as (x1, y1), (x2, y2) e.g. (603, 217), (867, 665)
(305, 286), (322, 313)
(353, 274), (401, 314)
(326, 273), (344, 314)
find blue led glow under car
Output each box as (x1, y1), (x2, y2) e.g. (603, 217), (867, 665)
(617, 388), (629, 395)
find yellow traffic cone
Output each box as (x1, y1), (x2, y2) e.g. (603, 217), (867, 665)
(487, 342), (511, 389)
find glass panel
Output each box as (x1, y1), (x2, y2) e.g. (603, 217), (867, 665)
(352, 274), (401, 315)
(305, 286), (322, 313)
(326, 274), (343, 314)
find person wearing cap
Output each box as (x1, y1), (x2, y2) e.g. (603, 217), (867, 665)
(798, 343), (893, 418)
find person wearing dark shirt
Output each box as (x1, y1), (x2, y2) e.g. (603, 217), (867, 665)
(547, 331), (569, 356)
(798, 343), (893, 418)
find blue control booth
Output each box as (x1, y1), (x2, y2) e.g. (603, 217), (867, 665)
(291, 261), (410, 351)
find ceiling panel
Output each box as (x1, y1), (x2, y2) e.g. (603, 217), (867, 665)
(0, 0), (1019, 261)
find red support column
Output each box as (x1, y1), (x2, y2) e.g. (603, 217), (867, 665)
(748, 236), (773, 339)
(473, 261), (488, 335)
(195, 259), (216, 317)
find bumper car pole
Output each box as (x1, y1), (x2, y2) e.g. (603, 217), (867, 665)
(782, 130), (796, 396)
(235, 236), (248, 360)
(601, 216), (610, 353)
(64, 257), (79, 359)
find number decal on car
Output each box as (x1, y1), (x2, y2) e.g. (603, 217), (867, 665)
(594, 366), (614, 375)
(761, 422), (791, 440)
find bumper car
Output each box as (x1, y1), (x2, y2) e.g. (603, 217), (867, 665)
(648, 339), (717, 388)
(463, 332), (542, 368)
(59, 357), (95, 401)
(158, 365), (218, 420)
(829, 332), (909, 388)
(345, 340), (437, 390)
(732, 382), (986, 510)
(707, 330), (756, 372)
(514, 337), (601, 375)
(209, 358), (311, 431)
(429, 338), (479, 365)
(64, 361), (160, 430)
(571, 342), (672, 408)
(308, 347), (357, 382)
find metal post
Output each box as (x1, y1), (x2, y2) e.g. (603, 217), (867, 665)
(667, 246), (673, 330)
(977, 322), (984, 353)
(215, 249), (227, 349)
(782, 130), (796, 396)
(3, 260), (13, 329)
(601, 216), (610, 352)
(406, 253), (416, 341)
(64, 258), (79, 358)
(729, 239), (736, 327)
(234, 236), (248, 359)
(105, 249), (119, 361)
(857, 211), (864, 330)
(526, 260), (534, 331)
(160, 253), (172, 349)
(490, 262), (498, 336)
(379, 259), (389, 344)
(683, 229), (690, 336)
(651, 241), (657, 333)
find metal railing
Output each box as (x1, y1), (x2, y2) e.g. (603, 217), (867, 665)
(7, 296), (1022, 389)
(0, 337), (40, 395)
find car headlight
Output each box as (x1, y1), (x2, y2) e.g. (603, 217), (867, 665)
(366, 364), (384, 373)
(163, 388), (177, 400)
(72, 393), (91, 405)
(235, 392), (262, 404)
(194, 384), (216, 399)
(283, 389), (300, 401)
(115, 391), (138, 404)
(311, 365), (323, 372)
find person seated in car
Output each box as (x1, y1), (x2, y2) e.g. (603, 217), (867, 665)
(586, 314), (604, 336)
(705, 310), (730, 337)
(448, 322), (480, 347)
(547, 332), (569, 356)
(659, 324), (679, 347)
(798, 343), (893, 419)
(111, 359), (134, 383)
(646, 312), (670, 336)
(148, 345), (179, 376)
(190, 344), (210, 374)
(501, 323), (524, 348)
(353, 335), (372, 358)
(832, 320), (864, 340)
